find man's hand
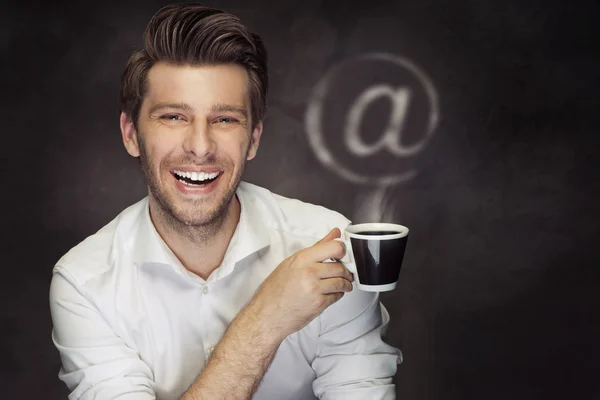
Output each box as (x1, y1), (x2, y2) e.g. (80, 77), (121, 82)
(245, 228), (354, 341)
(181, 228), (354, 400)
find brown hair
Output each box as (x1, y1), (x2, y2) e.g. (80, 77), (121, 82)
(119, 4), (268, 129)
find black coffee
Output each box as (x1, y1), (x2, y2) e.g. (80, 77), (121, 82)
(354, 230), (402, 236)
(350, 234), (408, 286)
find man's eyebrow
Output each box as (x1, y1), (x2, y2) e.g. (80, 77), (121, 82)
(211, 103), (248, 119)
(148, 102), (196, 115)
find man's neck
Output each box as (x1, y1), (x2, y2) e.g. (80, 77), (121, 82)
(149, 196), (241, 280)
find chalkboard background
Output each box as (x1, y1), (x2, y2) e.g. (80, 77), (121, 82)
(2, 0), (599, 399)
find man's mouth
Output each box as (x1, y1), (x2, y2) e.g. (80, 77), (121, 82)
(171, 170), (221, 186)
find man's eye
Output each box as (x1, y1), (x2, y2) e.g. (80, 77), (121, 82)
(215, 117), (237, 124)
(161, 114), (183, 121)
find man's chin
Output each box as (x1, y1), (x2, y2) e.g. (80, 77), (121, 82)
(151, 178), (238, 228)
(171, 209), (222, 228)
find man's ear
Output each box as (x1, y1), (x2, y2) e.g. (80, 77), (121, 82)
(246, 120), (263, 161)
(120, 112), (140, 157)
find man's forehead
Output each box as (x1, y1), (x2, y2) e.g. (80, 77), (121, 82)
(142, 62), (251, 111)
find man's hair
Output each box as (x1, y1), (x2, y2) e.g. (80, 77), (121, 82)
(119, 3), (268, 129)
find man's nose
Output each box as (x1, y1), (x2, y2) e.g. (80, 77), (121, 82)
(183, 121), (216, 159)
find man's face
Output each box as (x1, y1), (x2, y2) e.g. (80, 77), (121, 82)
(121, 62), (262, 227)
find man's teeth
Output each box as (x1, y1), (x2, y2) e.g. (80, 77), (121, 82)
(173, 170), (220, 182)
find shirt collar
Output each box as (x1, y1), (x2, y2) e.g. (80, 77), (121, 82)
(129, 182), (271, 271)
(234, 181), (271, 262)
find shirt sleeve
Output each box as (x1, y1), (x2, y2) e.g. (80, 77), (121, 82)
(49, 267), (157, 400)
(311, 290), (402, 400)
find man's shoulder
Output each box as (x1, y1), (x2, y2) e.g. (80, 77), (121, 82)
(53, 198), (148, 286)
(239, 182), (351, 240)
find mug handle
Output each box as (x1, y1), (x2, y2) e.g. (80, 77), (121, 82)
(333, 237), (357, 275)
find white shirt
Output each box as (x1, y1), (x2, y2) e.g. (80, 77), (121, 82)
(50, 182), (402, 400)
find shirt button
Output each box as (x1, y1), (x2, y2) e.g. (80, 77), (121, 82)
(202, 286), (209, 294)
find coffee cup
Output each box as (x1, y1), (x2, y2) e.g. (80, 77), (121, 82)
(335, 223), (409, 292)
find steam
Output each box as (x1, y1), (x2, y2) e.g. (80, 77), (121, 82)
(354, 185), (396, 223)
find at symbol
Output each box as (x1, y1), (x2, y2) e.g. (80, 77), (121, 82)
(305, 53), (439, 186)
(347, 85), (422, 157)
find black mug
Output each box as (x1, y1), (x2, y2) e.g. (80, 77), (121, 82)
(335, 223), (409, 292)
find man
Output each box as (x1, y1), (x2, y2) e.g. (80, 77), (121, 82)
(49, 4), (401, 399)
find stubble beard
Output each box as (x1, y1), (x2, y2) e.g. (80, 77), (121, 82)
(137, 140), (248, 244)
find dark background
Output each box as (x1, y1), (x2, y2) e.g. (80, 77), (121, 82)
(2, 0), (599, 399)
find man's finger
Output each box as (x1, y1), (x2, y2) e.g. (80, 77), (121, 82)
(314, 228), (341, 245)
(320, 277), (353, 294)
(315, 262), (353, 282)
(304, 240), (346, 263)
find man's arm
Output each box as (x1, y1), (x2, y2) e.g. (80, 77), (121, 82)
(50, 269), (157, 400)
(182, 228), (353, 399)
(51, 229), (353, 400)
(180, 303), (279, 399)
(52, 268), (282, 400)
(311, 291), (402, 400)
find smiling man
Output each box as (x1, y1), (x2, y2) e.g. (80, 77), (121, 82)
(49, 4), (401, 400)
